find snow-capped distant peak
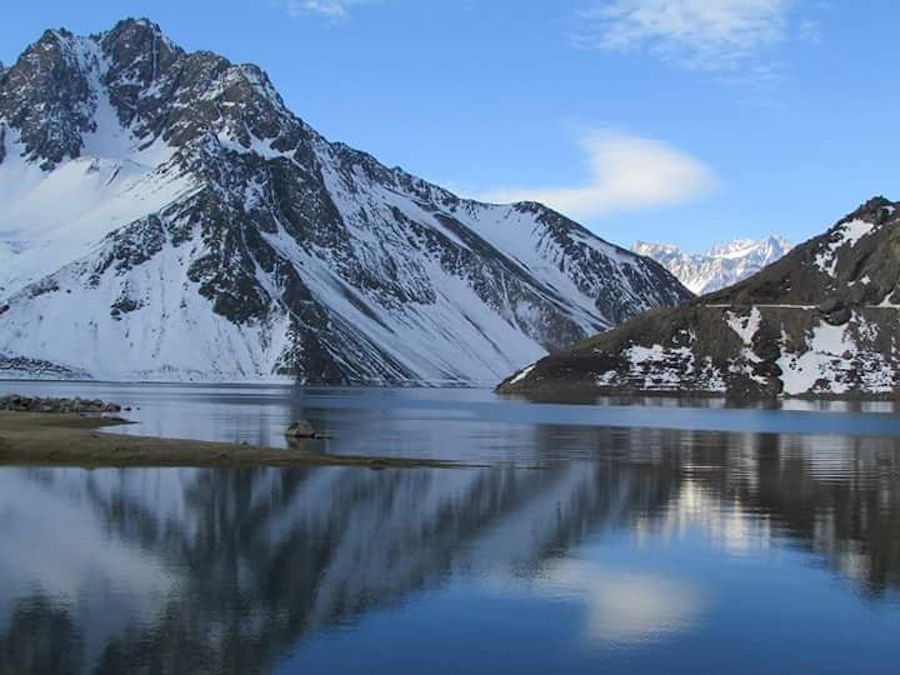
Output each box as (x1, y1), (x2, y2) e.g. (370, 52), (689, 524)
(634, 236), (792, 294)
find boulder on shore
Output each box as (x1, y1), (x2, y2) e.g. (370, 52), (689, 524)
(285, 420), (317, 439)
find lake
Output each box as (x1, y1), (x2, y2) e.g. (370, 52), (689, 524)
(1, 382), (899, 673)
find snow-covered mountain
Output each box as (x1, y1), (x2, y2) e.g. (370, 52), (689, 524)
(0, 19), (691, 385)
(634, 236), (792, 294)
(500, 197), (900, 400)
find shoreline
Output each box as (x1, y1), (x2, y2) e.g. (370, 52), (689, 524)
(496, 381), (900, 403)
(0, 412), (463, 469)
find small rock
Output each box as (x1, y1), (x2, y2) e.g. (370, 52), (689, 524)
(285, 420), (316, 439)
(817, 297), (844, 314)
(824, 306), (852, 326)
(367, 458), (389, 471)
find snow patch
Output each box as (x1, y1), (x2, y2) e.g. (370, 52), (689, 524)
(620, 343), (695, 390)
(815, 219), (875, 276)
(0, 125), (191, 296)
(726, 307), (761, 346)
(509, 364), (536, 385)
(775, 318), (892, 396)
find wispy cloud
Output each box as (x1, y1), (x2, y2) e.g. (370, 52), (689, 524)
(282, 0), (377, 18)
(577, 0), (796, 72)
(480, 130), (717, 220)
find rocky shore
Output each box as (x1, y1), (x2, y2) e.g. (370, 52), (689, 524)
(0, 394), (123, 414)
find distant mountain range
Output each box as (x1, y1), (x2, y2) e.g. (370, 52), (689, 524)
(634, 236), (792, 294)
(501, 197), (900, 400)
(0, 19), (690, 385)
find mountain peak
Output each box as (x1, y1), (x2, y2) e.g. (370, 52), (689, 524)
(37, 27), (75, 43)
(634, 236), (792, 294)
(107, 16), (164, 34)
(100, 17), (180, 62)
(104, 19), (185, 82)
(1, 28), (98, 168)
(0, 18), (691, 384)
(634, 241), (679, 255)
(0, 19), (297, 169)
(842, 195), (894, 225)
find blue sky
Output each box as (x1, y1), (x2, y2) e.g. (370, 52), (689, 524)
(3, 1), (897, 251)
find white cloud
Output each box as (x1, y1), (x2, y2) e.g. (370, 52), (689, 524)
(579, 0), (794, 71)
(283, 0), (376, 18)
(480, 130), (717, 220)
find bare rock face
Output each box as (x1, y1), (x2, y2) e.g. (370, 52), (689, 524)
(500, 197), (900, 400)
(0, 19), (691, 386)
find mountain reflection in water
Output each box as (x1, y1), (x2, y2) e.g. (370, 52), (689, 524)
(1, 421), (899, 673)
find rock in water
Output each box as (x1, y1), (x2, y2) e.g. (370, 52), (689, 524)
(285, 420), (316, 439)
(499, 197), (900, 400)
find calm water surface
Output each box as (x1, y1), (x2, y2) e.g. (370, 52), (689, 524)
(1, 382), (899, 673)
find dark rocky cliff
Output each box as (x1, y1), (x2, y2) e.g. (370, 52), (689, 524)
(499, 198), (900, 399)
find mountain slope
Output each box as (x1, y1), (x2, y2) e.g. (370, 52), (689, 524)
(634, 236), (792, 294)
(0, 19), (691, 384)
(500, 197), (900, 399)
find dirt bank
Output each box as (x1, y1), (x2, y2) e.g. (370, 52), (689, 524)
(0, 412), (459, 469)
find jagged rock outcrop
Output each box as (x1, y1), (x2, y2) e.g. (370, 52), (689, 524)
(634, 236), (792, 294)
(0, 19), (691, 385)
(500, 197), (900, 399)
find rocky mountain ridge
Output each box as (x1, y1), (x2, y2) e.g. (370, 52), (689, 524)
(0, 19), (691, 385)
(500, 197), (900, 399)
